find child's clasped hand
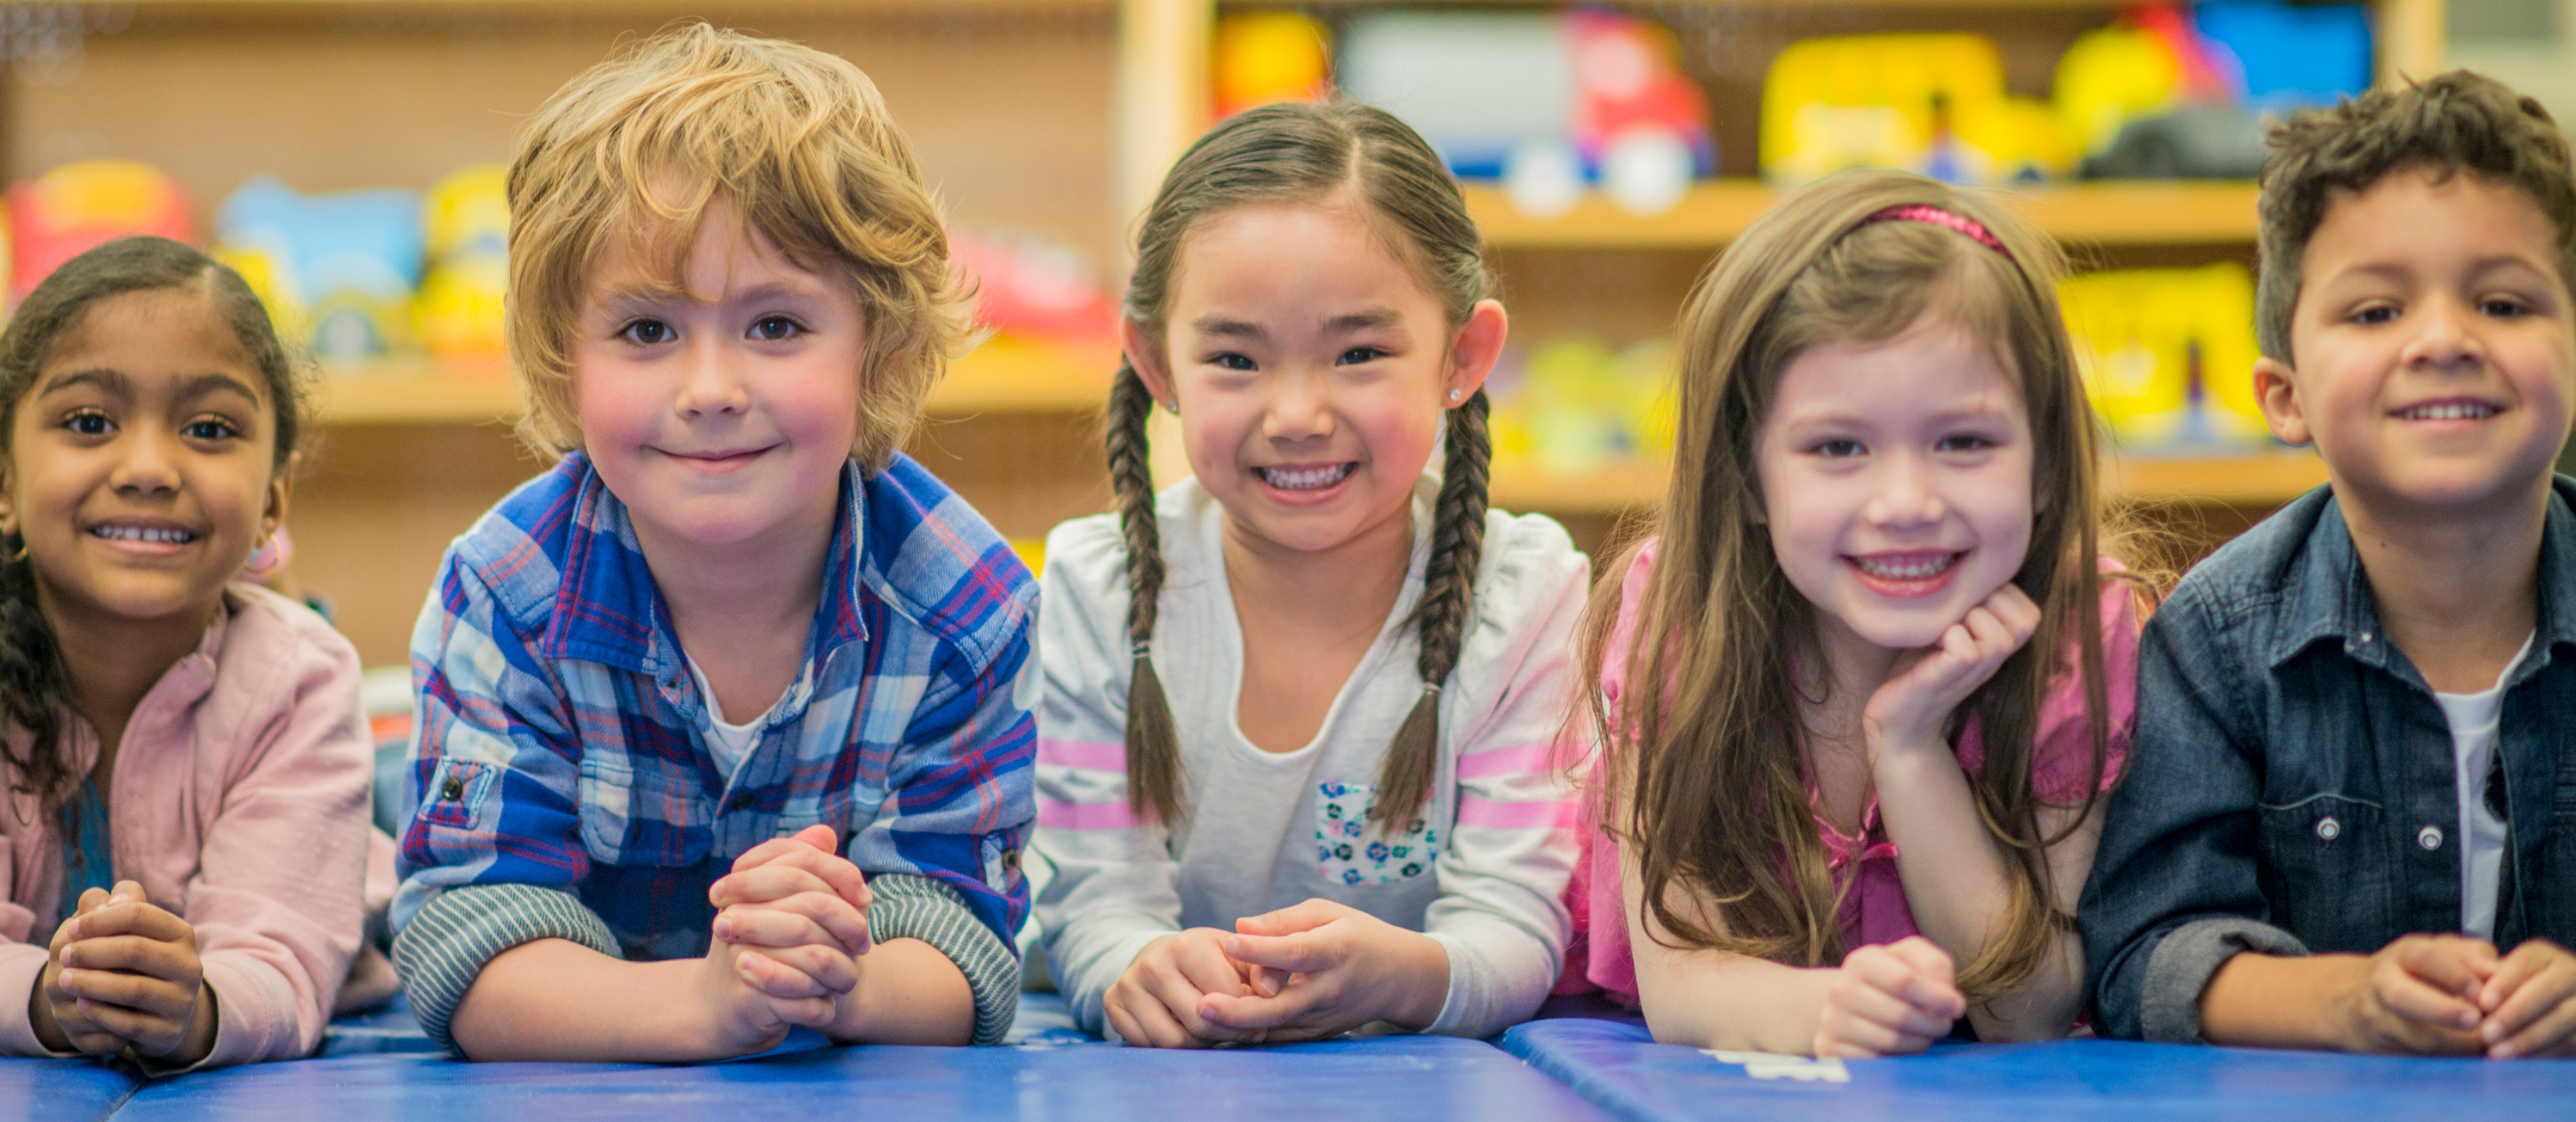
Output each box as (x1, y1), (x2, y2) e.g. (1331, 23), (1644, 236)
(2343, 935), (2576, 1058)
(1813, 936), (1966, 1058)
(34, 880), (218, 1066)
(690, 824), (874, 1052)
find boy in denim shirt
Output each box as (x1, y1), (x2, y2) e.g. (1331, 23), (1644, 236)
(2083, 72), (2576, 1057)
(389, 26), (1034, 1061)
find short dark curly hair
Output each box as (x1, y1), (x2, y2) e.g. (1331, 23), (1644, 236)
(2256, 70), (2576, 365)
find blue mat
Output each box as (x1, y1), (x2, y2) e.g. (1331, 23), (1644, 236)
(108, 1032), (1610, 1122)
(0, 1056), (135, 1122)
(1500, 1016), (2576, 1122)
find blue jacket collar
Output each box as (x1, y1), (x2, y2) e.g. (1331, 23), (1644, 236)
(2269, 476), (2576, 684)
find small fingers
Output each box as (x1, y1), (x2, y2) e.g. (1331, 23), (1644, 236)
(715, 894), (872, 957)
(56, 968), (193, 1021)
(60, 935), (201, 985)
(63, 902), (194, 945)
(733, 944), (856, 998)
(1224, 931), (1339, 975)
(1234, 898), (1352, 938)
(1107, 988), (1209, 1049)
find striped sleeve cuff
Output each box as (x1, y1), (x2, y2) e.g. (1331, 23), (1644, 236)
(869, 873), (1020, 1045)
(391, 883), (620, 1056)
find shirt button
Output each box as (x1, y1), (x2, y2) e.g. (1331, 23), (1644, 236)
(2418, 825), (2444, 851)
(1001, 848), (1021, 873)
(2315, 816), (2341, 841)
(442, 776), (465, 800)
(727, 793), (756, 813)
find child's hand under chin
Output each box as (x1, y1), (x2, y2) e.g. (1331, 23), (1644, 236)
(1861, 584), (2041, 763)
(37, 881), (219, 1066)
(693, 825), (874, 1052)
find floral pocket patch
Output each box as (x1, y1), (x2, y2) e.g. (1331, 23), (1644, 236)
(1314, 782), (1438, 886)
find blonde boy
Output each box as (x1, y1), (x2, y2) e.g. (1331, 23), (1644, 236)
(390, 25), (1036, 1061)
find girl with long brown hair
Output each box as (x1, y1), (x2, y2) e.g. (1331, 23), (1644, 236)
(1573, 169), (2142, 1056)
(1029, 101), (1588, 1046)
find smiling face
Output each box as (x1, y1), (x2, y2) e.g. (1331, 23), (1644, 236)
(573, 199), (864, 557)
(1132, 202), (1500, 558)
(2256, 169), (2576, 514)
(1754, 316), (2036, 653)
(0, 286), (285, 627)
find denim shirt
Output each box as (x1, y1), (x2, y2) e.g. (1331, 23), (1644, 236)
(2082, 477), (2576, 1043)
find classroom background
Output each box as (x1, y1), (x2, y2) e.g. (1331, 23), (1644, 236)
(0, 0), (2548, 690)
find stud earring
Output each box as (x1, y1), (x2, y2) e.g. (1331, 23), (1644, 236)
(1162, 398), (1180, 415)
(1448, 389), (1463, 402)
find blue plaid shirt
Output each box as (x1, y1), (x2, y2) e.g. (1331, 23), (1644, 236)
(393, 451), (1036, 968)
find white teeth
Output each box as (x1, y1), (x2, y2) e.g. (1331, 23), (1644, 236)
(1257, 463), (1354, 490)
(2400, 402), (2499, 420)
(92, 524), (194, 544)
(1852, 553), (1958, 579)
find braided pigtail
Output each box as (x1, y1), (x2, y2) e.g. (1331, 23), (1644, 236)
(1368, 388), (1492, 833)
(1107, 362), (1184, 826)
(0, 535), (71, 822)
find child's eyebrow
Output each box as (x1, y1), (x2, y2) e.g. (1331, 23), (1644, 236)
(175, 371), (265, 407)
(1323, 307), (1403, 334)
(1191, 316), (1267, 341)
(37, 367), (129, 398)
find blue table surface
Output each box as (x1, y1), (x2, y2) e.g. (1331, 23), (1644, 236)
(1500, 1015), (2576, 1122)
(23, 994), (2576, 1121)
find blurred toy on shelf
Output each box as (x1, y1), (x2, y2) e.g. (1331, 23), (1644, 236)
(1214, 12), (1331, 120)
(7, 159), (193, 303)
(217, 177), (424, 361)
(1340, 9), (1712, 217)
(1487, 333), (1676, 476)
(949, 225), (1117, 344)
(414, 165), (508, 359)
(2060, 262), (2270, 452)
(1763, 34), (2071, 187)
(2058, 3), (2368, 179)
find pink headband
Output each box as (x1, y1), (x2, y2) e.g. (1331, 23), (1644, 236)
(1860, 204), (2015, 263)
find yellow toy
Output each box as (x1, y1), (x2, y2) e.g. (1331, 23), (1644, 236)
(2054, 26), (2185, 159)
(414, 165), (509, 359)
(2061, 263), (2266, 451)
(1762, 34), (2071, 186)
(1214, 14), (1330, 120)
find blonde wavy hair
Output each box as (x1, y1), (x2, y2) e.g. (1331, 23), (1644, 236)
(506, 22), (976, 469)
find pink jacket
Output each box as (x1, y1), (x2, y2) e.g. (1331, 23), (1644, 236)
(0, 584), (371, 1067)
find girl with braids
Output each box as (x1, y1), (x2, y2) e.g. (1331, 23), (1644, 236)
(1573, 170), (2144, 1057)
(1031, 101), (1589, 1047)
(0, 236), (373, 1068)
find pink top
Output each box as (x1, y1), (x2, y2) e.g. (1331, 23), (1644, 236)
(0, 585), (372, 1067)
(1565, 542), (2138, 999)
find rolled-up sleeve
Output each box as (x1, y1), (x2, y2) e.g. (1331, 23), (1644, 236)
(2081, 590), (2296, 1041)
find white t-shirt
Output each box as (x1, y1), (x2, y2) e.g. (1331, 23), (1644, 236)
(2431, 633), (2531, 941)
(684, 651), (776, 782)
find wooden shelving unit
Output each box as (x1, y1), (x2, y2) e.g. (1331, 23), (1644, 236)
(1469, 181), (2262, 249)
(1490, 449), (2329, 514)
(314, 336), (1118, 426)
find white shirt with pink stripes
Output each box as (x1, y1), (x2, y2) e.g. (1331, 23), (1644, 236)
(1030, 475), (1585, 1039)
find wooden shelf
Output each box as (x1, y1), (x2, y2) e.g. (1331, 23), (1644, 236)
(312, 335), (1119, 426)
(1469, 180), (2261, 249)
(1490, 449), (2328, 513)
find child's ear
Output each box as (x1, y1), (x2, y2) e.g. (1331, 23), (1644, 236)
(2253, 357), (2312, 446)
(262, 451), (297, 537)
(1120, 318), (1179, 413)
(1444, 299), (1509, 405)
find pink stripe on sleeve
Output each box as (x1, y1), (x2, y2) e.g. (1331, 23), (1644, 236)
(1038, 739), (1128, 772)
(1455, 742), (1557, 780)
(1456, 796), (1576, 831)
(1037, 798), (1137, 831)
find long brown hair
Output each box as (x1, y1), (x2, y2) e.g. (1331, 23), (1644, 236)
(1581, 169), (2117, 1002)
(1111, 101), (1493, 832)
